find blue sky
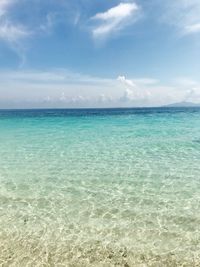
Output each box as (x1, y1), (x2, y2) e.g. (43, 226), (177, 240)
(0, 0), (200, 108)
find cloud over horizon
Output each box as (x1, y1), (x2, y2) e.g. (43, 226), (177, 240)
(0, 69), (199, 108)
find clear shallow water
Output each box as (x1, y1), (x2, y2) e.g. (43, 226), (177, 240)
(0, 107), (200, 266)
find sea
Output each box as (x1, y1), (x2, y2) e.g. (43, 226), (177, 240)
(0, 107), (200, 266)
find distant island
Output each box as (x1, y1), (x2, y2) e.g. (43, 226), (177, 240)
(165, 101), (200, 107)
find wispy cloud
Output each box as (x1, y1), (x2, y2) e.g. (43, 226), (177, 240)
(0, 21), (29, 42)
(39, 13), (56, 35)
(185, 23), (200, 34)
(0, 0), (13, 16)
(0, 0), (30, 42)
(0, 0), (31, 65)
(161, 0), (200, 36)
(91, 2), (140, 40)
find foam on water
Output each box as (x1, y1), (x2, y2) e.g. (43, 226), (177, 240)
(0, 108), (200, 266)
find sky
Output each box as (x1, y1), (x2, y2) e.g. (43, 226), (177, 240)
(0, 0), (200, 108)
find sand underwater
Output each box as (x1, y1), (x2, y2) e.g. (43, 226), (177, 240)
(0, 108), (200, 266)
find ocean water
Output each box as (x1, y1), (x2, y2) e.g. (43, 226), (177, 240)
(0, 107), (200, 267)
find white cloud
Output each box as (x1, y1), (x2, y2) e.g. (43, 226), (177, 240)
(117, 75), (153, 104)
(117, 75), (136, 88)
(91, 2), (140, 40)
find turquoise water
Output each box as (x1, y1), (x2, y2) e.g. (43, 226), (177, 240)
(0, 108), (200, 266)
